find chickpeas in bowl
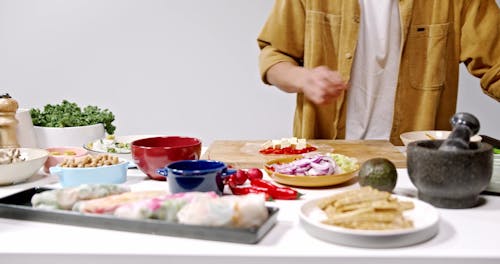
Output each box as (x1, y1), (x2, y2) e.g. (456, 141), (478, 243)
(49, 154), (129, 187)
(60, 154), (120, 168)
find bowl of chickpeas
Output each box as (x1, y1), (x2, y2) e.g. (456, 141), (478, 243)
(49, 154), (129, 187)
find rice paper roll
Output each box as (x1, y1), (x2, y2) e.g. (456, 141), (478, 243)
(113, 192), (218, 221)
(31, 184), (131, 210)
(177, 197), (234, 227)
(73, 190), (167, 214)
(177, 193), (269, 228)
(230, 193), (269, 228)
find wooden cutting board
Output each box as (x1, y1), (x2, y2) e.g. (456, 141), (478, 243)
(202, 140), (407, 169)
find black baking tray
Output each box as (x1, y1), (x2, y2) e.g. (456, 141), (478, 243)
(0, 187), (279, 244)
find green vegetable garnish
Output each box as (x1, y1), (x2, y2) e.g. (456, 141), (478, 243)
(327, 153), (359, 173)
(107, 148), (117, 153)
(30, 100), (116, 135)
(494, 147), (500, 154)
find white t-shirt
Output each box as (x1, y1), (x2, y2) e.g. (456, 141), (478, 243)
(345, 0), (402, 140)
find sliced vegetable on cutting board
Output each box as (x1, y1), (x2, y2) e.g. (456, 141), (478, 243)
(259, 137), (317, 155)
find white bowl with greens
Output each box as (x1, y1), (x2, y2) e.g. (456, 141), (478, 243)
(84, 135), (161, 167)
(30, 100), (115, 148)
(34, 124), (105, 149)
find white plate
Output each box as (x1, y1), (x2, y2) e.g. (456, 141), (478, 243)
(299, 194), (439, 248)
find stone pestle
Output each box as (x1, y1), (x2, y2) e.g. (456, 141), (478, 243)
(438, 112), (480, 151)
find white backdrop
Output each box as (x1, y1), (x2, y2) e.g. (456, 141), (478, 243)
(1, 0), (498, 146)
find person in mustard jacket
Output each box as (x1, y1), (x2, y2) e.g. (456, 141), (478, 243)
(258, 0), (499, 145)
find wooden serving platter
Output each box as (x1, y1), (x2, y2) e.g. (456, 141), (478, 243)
(202, 140), (407, 169)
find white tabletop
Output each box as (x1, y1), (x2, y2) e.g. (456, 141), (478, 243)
(1, 166), (499, 264)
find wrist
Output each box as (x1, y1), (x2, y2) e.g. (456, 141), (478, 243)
(290, 66), (308, 94)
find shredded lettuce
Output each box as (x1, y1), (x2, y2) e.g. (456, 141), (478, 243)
(327, 153), (359, 173)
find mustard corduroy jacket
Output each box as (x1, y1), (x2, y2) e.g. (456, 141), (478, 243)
(258, 0), (500, 145)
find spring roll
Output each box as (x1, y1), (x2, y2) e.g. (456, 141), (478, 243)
(31, 184), (131, 210)
(177, 193), (269, 228)
(72, 190), (167, 214)
(113, 192), (218, 221)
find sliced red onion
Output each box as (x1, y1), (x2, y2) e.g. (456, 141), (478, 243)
(271, 154), (338, 176)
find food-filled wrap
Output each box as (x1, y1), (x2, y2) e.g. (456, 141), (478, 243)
(31, 184), (131, 210)
(113, 192), (219, 221)
(73, 190), (167, 214)
(177, 193), (269, 228)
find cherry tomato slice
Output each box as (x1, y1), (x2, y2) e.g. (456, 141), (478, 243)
(259, 144), (317, 155)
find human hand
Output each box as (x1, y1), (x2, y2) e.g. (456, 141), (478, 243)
(300, 66), (348, 105)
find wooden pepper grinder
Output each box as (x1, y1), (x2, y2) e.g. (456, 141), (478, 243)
(0, 93), (20, 148)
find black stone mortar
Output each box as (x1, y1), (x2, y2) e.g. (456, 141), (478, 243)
(407, 140), (493, 209)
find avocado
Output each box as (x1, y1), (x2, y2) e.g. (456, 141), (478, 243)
(358, 158), (397, 192)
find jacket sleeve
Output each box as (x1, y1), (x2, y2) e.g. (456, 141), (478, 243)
(257, 0), (306, 84)
(460, 0), (500, 101)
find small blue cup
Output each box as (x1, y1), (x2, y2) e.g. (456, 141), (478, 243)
(156, 160), (236, 195)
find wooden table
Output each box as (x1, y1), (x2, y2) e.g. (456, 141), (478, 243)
(202, 139), (407, 168)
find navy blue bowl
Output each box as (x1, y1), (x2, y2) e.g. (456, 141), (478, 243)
(157, 160), (236, 195)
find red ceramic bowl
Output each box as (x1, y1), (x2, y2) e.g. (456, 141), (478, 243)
(131, 136), (202, 181)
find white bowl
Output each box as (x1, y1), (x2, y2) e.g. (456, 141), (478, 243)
(34, 124), (105, 149)
(0, 148), (49, 185)
(83, 135), (162, 163)
(400, 130), (482, 146)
